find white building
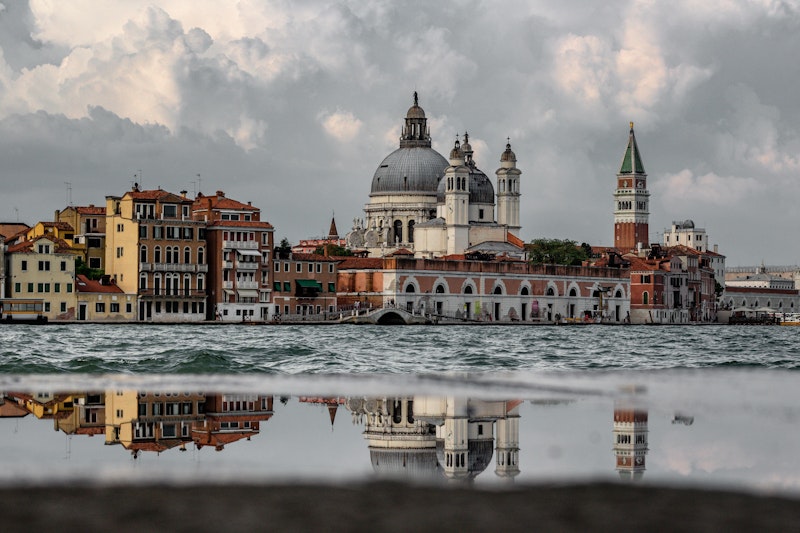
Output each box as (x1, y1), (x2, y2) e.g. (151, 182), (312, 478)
(348, 93), (523, 259)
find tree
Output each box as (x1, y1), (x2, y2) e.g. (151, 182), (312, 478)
(526, 239), (589, 266)
(75, 257), (104, 280)
(275, 238), (292, 259)
(315, 244), (353, 256)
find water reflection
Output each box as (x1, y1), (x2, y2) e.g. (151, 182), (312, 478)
(1, 387), (661, 487)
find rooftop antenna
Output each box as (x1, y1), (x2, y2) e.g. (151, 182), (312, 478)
(13, 206), (19, 222)
(64, 181), (73, 206)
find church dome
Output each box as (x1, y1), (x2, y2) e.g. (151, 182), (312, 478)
(370, 147), (448, 195)
(406, 104), (426, 119)
(500, 142), (516, 162)
(370, 448), (441, 479)
(436, 166), (496, 204)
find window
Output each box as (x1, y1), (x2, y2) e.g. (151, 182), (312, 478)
(274, 282), (281, 292)
(163, 205), (177, 218)
(297, 263), (302, 273)
(183, 227), (193, 240)
(126, 303), (132, 313)
(328, 264), (334, 273)
(139, 225), (147, 238)
(275, 262), (280, 272)
(116, 247), (123, 258)
(642, 292), (649, 305)
(44, 302), (50, 312)
(198, 247), (205, 264)
(154, 246), (161, 263)
(140, 246), (148, 263)
(184, 247), (191, 264)
(117, 223), (124, 232)
(316, 263), (321, 273)
(27, 283), (34, 292)
(21, 260), (27, 271)
(89, 258), (101, 269)
(153, 226), (163, 239)
(111, 303), (119, 313)
(328, 282), (335, 292)
(14, 283), (20, 293)
(166, 226), (177, 239)
(96, 303), (106, 313)
(67, 283), (73, 293)
(284, 263), (289, 272)
(60, 302), (66, 313)
(283, 282), (291, 292)
(38, 261), (50, 271)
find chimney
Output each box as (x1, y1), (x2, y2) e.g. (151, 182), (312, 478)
(180, 190), (187, 198)
(216, 190), (224, 200)
(54, 210), (59, 222)
(713, 244), (718, 253)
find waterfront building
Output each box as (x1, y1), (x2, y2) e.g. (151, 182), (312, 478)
(193, 394), (274, 451)
(627, 252), (690, 324)
(613, 123), (650, 253)
(726, 265), (800, 289)
(105, 390), (206, 455)
(725, 264), (795, 290)
(5, 235), (77, 320)
(347, 93), (523, 259)
(192, 190), (274, 321)
(271, 252), (338, 319)
(105, 185), (208, 322)
(53, 392), (106, 437)
(75, 274), (136, 321)
(337, 255), (630, 323)
(662, 220), (725, 286)
(57, 205), (107, 272)
(720, 286), (800, 314)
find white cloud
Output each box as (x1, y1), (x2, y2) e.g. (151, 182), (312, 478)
(656, 169), (760, 207)
(320, 109), (363, 143)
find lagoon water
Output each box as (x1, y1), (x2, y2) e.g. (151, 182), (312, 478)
(1, 323), (798, 374)
(1, 323), (799, 497)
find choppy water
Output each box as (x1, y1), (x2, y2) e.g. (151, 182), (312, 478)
(0, 323), (797, 374)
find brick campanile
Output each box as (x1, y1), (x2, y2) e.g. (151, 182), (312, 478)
(613, 123), (650, 252)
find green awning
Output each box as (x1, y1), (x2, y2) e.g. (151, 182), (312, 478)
(295, 279), (323, 289)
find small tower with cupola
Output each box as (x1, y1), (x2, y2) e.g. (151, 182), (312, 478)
(496, 140), (521, 235)
(444, 137), (470, 255)
(614, 123), (650, 252)
(494, 401), (521, 480)
(612, 392), (649, 481)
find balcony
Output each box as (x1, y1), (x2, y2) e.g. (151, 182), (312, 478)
(139, 289), (207, 299)
(197, 264), (208, 273)
(140, 263), (153, 272)
(237, 281), (259, 290)
(222, 261), (233, 269)
(236, 262), (259, 271)
(222, 281), (233, 289)
(223, 240), (259, 250)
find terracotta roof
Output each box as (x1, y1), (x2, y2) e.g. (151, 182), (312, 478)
(40, 221), (75, 231)
(76, 275), (125, 294)
(506, 232), (524, 248)
(292, 253), (337, 262)
(127, 189), (191, 203)
(0, 223), (30, 239)
(194, 192), (259, 211)
(76, 205), (106, 215)
(7, 236), (73, 254)
(627, 256), (671, 272)
(388, 248), (414, 256)
(206, 220), (274, 229)
(439, 254), (467, 260)
(336, 257), (384, 269)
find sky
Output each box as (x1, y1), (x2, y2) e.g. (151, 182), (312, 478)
(0, 0), (798, 266)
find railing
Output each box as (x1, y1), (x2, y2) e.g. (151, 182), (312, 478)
(222, 281), (233, 289)
(139, 289), (207, 298)
(223, 240), (259, 250)
(236, 262), (259, 271)
(222, 261), (233, 269)
(237, 281), (259, 290)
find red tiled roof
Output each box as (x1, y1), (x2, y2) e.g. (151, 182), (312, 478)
(292, 253), (337, 262)
(388, 248), (414, 256)
(0, 223), (30, 239)
(40, 221), (75, 231)
(76, 205), (106, 215)
(7, 235), (73, 254)
(195, 193), (259, 211)
(206, 220), (274, 229)
(76, 275), (125, 294)
(506, 232), (524, 248)
(336, 257), (384, 269)
(627, 255), (671, 272)
(127, 189), (191, 203)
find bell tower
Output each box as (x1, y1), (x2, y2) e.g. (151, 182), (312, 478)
(614, 123), (649, 252)
(496, 140), (521, 235)
(444, 137), (470, 255)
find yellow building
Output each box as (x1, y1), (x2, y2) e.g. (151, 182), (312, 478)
(58, 205), (107, 272)
(6, 236), (77, 320)
(106, 185), (208, 322)
(25, 220), (77, 247)
(75, 274), (136, 321)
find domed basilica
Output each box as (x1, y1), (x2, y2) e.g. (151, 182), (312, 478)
(347, 93), (523, 258)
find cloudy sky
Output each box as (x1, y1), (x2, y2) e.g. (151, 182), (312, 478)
(0, 0), (798, 265)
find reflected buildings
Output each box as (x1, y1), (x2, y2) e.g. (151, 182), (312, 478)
(1, 389), (653, 485)
(344, 396), (521, 483)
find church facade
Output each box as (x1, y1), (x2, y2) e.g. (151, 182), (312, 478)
(347, 93), (523, 259)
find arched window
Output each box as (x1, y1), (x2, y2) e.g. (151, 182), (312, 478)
(521, 287), (529, 296)
(546, 287), (555, 296)
(198, 247), (205, 264)
(184, 247), (191, 264)
(642, 292), (649, 305)
(165, 246), (173, 264)
(140, 245), (147, 263)
(464, 285), (473, 294)
(493, 286), (502, 295)
(139, 273), (147, 290)
(154, 246), (162, 263)
(197, 274), (205, 292)
(408, 220), (415, 243)
(615, 290), (623, 298)
(405, 284), (416, 293)
(184, 274), (191, 295)
(435, 284), (445, 294)
(569, 288), (577, 297)
(393, 220), (403, 243)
